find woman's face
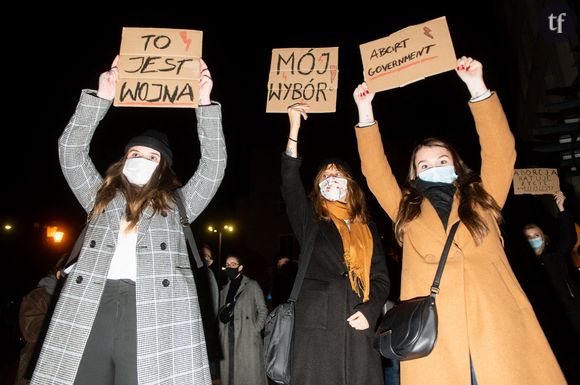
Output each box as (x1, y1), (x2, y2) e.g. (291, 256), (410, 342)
(126, 146), (161, 163)
(320, 164), (344, 179)
(318, 164), (348, 202)
(414, 146), (455, 176)
(524, 227), (542, 241)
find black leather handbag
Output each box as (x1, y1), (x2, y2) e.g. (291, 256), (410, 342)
(374, 221), (460, 361)
(263, 223), (318, 385)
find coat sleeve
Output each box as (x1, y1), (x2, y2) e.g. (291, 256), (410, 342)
(354, 223), (390, 327)
(253, 281), (268, 331)
(470, 93), (516, 208)
(280, 153), (316, 244)
(180, 103), (227, 222)
(58, 90), (112, 213)
(355, 123), (402, 221)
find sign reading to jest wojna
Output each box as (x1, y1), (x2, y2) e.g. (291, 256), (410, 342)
(513, 168), (560, 195)
(115, 27), (202, 108)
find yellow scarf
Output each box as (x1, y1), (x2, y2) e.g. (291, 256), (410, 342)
(323, 201), (373, 301)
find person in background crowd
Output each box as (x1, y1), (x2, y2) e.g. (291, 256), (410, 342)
(270, 256), (298, 308)
(218, 255), (268, 385)
(523, 191), (580, 338)
(196, 244), (222, 380)
(15, 255), (67, 385)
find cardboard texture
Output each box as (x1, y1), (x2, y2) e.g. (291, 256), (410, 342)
(266, 47), (339, 113)
(360, 17), (456, 93)
(115, 27), (202, 108)
(513, 168), (560, 195)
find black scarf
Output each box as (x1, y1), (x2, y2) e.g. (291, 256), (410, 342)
(225, 274), (243, 305)
(414, 179), (456, 229)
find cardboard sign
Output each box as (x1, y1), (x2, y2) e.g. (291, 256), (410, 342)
(115, 27), (202, 108)
(359, 17), (456, 92)
(513, 168), (560, 195)
(266, 47), (339, 113)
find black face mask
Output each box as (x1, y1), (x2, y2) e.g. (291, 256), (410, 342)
(226, 267), (239, 280)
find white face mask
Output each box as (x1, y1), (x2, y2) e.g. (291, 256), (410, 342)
(418, 165), (458, 184)
(122, 157), (158, 186)
(319, 177), (348, 202)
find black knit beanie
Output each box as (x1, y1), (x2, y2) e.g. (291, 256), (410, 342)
(125, 129), (173, 166)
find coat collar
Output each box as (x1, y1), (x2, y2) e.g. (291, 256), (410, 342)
(418, 194), (469, 250)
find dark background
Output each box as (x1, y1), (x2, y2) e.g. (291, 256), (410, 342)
(1, 5), (517, 285)
(2, 3), (579, 383)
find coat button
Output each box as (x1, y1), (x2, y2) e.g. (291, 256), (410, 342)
(162, 279), (170, 287)
(160, 242), (167, 250)
(341, 271), (348, 278)
(161, 211), (167, 217)
(89, 240), (96, 248)
(76, 276), (83, 284)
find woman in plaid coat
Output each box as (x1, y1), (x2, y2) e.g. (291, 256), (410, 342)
(31, 56), (226, 385)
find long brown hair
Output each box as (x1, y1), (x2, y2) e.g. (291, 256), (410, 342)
(91, 154), (181, 230)
(309, 163), (370, 223)
(395, 138), (502, 245)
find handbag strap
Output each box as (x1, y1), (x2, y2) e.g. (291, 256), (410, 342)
(288, 221), (320, 302)
(173, 189), (204, 269)
(62, 223), (88, 271)
(430, 221), (460, 294)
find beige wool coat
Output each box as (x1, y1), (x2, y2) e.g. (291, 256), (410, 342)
(355, 93), (566, 385)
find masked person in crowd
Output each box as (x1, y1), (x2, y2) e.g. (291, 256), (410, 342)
(218, 255), (268, 385)
(281, 103), (390, 385)
(31, 56), (226, 385)
(353, 56), (566, 385)
(523, 191), (580, 338)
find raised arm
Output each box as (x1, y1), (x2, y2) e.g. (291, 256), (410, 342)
(456, 57), (516, 208)
(551, 191), (578, 259)
(281, 103), (315, 244)
(353, 83), (402, 220)
(181, 59), (227, 222)
(58, 57), (118, 213)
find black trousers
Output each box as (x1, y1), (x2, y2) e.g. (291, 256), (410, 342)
(74, 279), (137, 385)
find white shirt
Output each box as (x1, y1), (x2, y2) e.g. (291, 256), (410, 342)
(107, 228), (138, 280)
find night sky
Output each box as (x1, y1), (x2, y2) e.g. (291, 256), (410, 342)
(2, 5), (518, 295)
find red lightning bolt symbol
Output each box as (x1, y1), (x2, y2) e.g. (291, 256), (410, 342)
(423, 26), (433, 39)
(330, 65), (337, 83)
(180, 31), (192, 52)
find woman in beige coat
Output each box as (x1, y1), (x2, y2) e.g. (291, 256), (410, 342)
(353, 57), (566, 385)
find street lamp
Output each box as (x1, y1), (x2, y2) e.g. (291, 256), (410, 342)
(207, 224), (234, 271)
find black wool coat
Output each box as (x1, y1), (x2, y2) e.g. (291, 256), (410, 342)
(281, 154), (390, 385)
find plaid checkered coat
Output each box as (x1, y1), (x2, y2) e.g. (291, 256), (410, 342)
(31, 90), (226, 385)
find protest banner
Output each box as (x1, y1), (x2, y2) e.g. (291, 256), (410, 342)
(513, 168), (560, 195)
(267, 47), (339, 113)
(115, 27), (202, 108)
(360, 17), (456, 92)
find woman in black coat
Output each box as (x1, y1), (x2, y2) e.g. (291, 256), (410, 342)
(523, 191), (580, 338)
(281, 103), (390, 385)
